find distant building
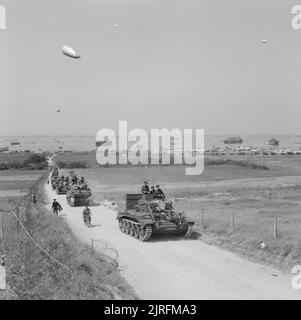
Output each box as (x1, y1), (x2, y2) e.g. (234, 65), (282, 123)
(9, 141), (21, 152)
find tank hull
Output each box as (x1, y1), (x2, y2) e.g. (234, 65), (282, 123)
(117, 193), (195, 241)
(117, 212), (194, 241)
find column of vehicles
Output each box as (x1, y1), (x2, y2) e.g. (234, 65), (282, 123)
(50, 167), (92, 207)
(50, 169), (195, 242)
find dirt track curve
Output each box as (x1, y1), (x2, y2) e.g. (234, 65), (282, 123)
(45, 183), (301, 300)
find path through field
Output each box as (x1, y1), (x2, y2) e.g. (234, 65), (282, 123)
(45, 183), (301, 300)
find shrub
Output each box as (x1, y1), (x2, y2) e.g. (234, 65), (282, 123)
(0, 153), (48, 170)
(0, 162), (8, 170)
(24, 153), (46, 165)
(9, 161), (26, 169)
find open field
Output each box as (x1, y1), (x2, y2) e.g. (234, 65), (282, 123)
(55, 150), (301, 176)
(0, 170), (45, 196)
(0, 152), (48, 170)
(0, 153), (32, 164)
(59, 153), (301, 271)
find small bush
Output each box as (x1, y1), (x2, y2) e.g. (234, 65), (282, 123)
(9, 161), (26, 169)
(0, 153), (48, 170)
(0, 162), (9, 170)
(24, 154), (46, 164)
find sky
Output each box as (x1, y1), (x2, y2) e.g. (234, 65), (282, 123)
(0, 0), (301, 135)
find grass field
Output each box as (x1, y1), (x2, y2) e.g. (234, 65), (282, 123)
(55, 151), (301, 174)
(0, 153), (32, 164)
(59, 152), (301, 271)
(0, 152), (48, 170)
(0, 170), (45, 195)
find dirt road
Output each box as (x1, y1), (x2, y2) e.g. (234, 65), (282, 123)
(45, 183), (301, 300)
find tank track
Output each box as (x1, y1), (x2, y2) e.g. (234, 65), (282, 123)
(118, 219), (152, 242)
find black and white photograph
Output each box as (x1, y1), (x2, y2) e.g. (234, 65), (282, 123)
(1, 0), (301, 305)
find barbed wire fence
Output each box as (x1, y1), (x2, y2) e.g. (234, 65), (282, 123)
(194, 205), (281, 242)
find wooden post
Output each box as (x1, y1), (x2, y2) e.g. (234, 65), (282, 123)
(200, 209), (204, 228)
(231, 208), (235, 231)
(0, 211), (2, 242)
(23, 206), (26, 223)
(16, 206), (20, 233)
(274, 213), (278, 239)
(0, 211), (3, 253)
(0, 211), (6, 290)
(91, 238), (94, 254)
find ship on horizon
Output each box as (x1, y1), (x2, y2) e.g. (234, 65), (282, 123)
(268, 137), (279, 146)
(223, 136), (243, 144)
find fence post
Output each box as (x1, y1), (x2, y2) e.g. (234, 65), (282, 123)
(0, 211), (2, 242)
(200, 209), (204, 228)
(231, 208), (235, 231)
(16, 206), (20, 233)
(274, 213), (278, 239)
(0, 211), (6, 291)
(91, 238), (94, 254)
(0, 211), (4, 254)
(23, 206), (26, 223)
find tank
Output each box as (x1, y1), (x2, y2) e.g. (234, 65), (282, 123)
(51, 176), (59, 189)
(117, 194), (195, 241)
(66, 187), (92, 207)
(54, 182), (69, 195)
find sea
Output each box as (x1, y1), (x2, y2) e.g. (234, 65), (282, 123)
(1, 135), (301, 153)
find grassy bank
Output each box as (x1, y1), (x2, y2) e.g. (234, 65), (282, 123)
(0, 173), (136, 300)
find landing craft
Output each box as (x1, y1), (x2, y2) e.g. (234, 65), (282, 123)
(62, 45), (82, 59)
